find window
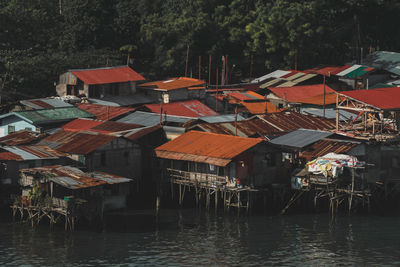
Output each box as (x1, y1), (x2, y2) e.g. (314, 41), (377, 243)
(8, 125), (15, 134)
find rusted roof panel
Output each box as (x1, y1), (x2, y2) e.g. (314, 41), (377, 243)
(258, 112), (336, 132)
(300, 139), (359, 161)
(62, 118), (104, 132)
(124, 125), (163, 141)
(0, 145), (66, 161)
(0, 130), (46, 146)
(38, 130), (116, 155)
(139, 77), (205, 91)
(71, 66), (145, 85)
(155, 131), (263, 166)
(144, 100), (218, 118)
(91, 121), (143, 133)
(62, 118), (142, 134)
(77, 103), (135, 120)
(0, 152), (23, 161)
(193, 112), (335, 138)
(20, 165), (131, 190)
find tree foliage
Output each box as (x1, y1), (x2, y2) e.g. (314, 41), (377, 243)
(0, 0), (399, 101)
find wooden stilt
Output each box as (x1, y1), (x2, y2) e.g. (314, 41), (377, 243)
(215, 189), (218, 209)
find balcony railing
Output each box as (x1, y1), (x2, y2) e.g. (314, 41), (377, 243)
(167, 168), (227, 187)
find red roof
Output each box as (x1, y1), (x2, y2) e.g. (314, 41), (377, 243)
(308, 66), (349, 76)
(155, 131), (263, 166)
(71, 66), (145, 85)
(338, 87), (400, 110)
(144, 100), (218, 118)
(77, 103), (135, 120)
(139, 77), (205, 91)
(268, 84), (336, 102)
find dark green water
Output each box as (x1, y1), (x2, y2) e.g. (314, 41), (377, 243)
(1, 210), (400, 266)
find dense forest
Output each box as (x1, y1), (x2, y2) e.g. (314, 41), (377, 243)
(0, 0), (399, 101)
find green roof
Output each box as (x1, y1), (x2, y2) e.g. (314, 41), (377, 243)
(369, 83), (396, 89)
(15, 107), (94, 124)
(363, 51), (400, 76)
(344, 66), (374, 78)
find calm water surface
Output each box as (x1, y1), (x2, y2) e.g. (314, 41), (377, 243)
(1, 209), (400, 266)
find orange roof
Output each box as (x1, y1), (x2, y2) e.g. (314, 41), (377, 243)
(295, 92), (338, 105)
(268, 84), (336, 102)
(241, 101), (283, 114)
(77, 103), (135, 120)
(139, 77), (205, 91)
(155, 131), (263, 166)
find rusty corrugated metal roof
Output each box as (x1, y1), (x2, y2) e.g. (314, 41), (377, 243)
(20, 165), (131, 190)
(62, 118), (104, 132)
(38, 130), (117, 155)
(70, 66), (145, 85)
(144, 100), (218, 118)
(258, 112), (336, 132)
(300, 139), (359, 161)
(77, 103), (135, 120)
(191, 112), (335, 138)
(139, 77), (205, 91)
(155, 131), (263, 166)
(62, 118), (142, 134)
(0, 152), (23, 161)
(0, 130), (46, 146)
(0, 145), (66, 161)
(91, 121), (143, 133)
(124, 125), (163, 141)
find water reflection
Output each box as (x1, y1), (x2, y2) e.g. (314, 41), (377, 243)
(1, 211), (400, 266)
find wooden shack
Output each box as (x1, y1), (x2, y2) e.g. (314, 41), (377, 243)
(14, 165), (132, 230)
(56, 66), (145, 98)
(155, 131), (283, 210)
